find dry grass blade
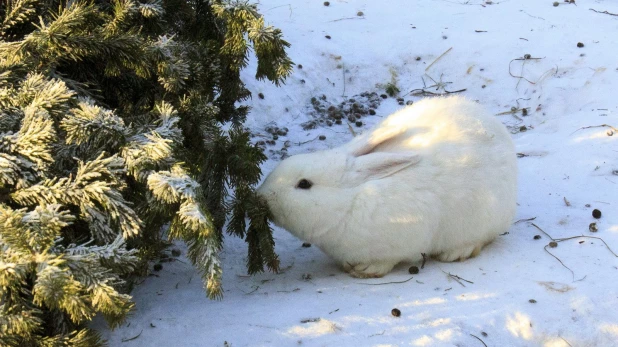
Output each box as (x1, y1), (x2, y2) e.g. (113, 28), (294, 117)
(425, 47), (452, 72)
(410, 88), (467, 96)
(514, 217), (536, 224)
(441, 270), (473, 287)
(570, 124), (618, 135)
(561, 336), (574, 347)
(529, 223), (618, 281)
(555, 236), (618, 257)
(530, 223), (555, 240)
(544, 245), (577, 281)
(356, 276), (414, 285)
(329, 17), (366, 22)
(347, 122), (357, 137)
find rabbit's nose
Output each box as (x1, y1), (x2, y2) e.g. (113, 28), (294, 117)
(255, 185), (273, 199)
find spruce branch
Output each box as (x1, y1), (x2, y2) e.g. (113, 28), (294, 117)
(248, 17), (293, 85)
(62, 98), (128, 150)
(11, 153), (142, 241)
(1, 0), (37, 36)
(17, 74), (75, 119)
(138, 0), (163, 18)
(10, 106), (57, 169)
(104, 0), (139, 36)
(0, 304), (43, 345)
(0, 153), (26, 187)
(184, 232), (222, 299)
(1, 0), (293, 341)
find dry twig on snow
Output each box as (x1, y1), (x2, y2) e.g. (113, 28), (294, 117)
(589, 8), (618, 16)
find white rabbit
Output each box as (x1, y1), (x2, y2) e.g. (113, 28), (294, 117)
(257, 96), (517, 278)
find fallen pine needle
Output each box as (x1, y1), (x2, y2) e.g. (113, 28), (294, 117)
(369, 330), (386, 337)
(564, 197), (571, 206)
(121, 330), (143, 343)
(470, 333), (488, 347)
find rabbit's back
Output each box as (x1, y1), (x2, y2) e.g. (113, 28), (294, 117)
(345, 96), (517, 263)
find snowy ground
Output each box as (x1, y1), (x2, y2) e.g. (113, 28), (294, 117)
(95, 0), (618, 346)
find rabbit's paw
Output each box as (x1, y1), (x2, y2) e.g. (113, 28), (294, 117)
(343, 261), (396, 278)
(436, 244), (484, 262)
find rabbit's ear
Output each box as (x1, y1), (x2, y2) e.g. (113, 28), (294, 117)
(348, 152), (421, 183)
(347, 126), (408, 157)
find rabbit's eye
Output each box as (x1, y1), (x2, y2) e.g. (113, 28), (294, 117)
(296, 179), (313, 190)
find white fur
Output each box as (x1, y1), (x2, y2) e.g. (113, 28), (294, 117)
(257, 96), (517, 278)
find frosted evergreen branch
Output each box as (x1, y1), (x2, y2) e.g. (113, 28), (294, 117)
(38, 328), (104, 346)
(248, 17), (293, 85)
(157, 59), (190, 92)
(17, 74), (74, 118)
(139, 0), (163, 18)
(122, 102), (182, 180)
(177, 199), (215, 236)
(0, 109), (23, 132)
(149, 36), (190, 92)
(147, 162), (220, 298)
(0, 153), (22, 187)
(148, 35), (176, 62)
(0, 204), (74, 254)
(185, 234), (222, 299)
(62, 98), (128, 149)
(33, 261), (95, 323)
(123, 132), (174, 179)
(11, 106), (56, 168)
(64, 235), (138, 274)
(0, 304), (43, 344)
(1, 204), (135, 333)
(147, 166), (199, 203)
(104, 0), (138, 36)
(11, 153), (142, 240)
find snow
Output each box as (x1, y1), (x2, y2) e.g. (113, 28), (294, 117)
(94, 0), (618, 346)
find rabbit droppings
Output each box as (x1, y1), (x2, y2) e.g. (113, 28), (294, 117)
(257, 96), (517, 278)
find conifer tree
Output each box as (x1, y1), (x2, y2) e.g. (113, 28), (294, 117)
(0, 0), (292, 344)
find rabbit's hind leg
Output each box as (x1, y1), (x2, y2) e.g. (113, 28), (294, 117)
(435, 244), (483, 262)
(343, 261), (397, 278)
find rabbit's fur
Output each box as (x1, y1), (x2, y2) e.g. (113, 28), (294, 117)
(257, 96), (517, 278)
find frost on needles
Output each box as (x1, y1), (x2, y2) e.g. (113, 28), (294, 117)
(0, 0), (292, 345)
